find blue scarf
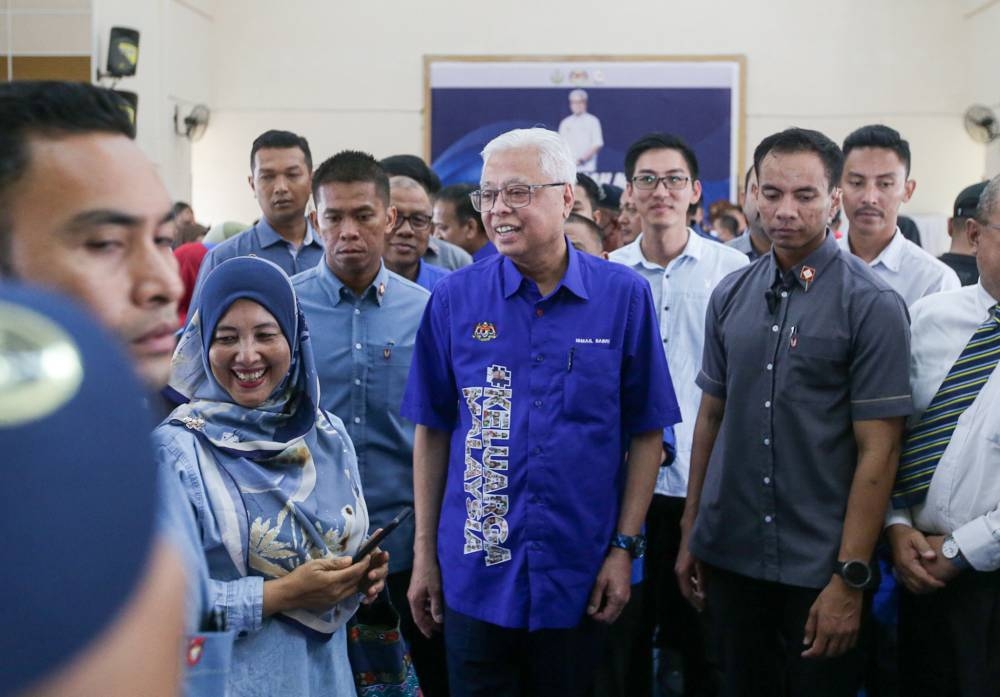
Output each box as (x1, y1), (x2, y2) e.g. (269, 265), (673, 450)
(167, 257), (367, 640)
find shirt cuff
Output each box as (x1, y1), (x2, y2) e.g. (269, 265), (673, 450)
(209, 576), (264, 636)
(884, 507), (913, 531)
(695, 371), (726, 399)
(951, 517), (1000, 572)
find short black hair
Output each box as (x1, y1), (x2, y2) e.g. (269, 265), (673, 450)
(172, 201), (192, 218)
(624, 133), (699, 181)
(714, 214), (740, 238)
(575, 173), (601, 210)
(250, 129), (312, 172)
(0, 81), (135, 275)
(753, 128), (843, 192)
(744, 165), (755, 192)
(565, 212), (604, 246)
(842, 124), (911, 177)
(379, 154), (441, 195)
(435, 183), (484, 233)
(311, 150), (390, 207)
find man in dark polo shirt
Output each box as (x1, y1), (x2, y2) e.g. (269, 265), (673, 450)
(675, 128), (913, 697)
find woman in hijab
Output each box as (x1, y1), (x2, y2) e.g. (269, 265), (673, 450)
(154, 256), (388, 696)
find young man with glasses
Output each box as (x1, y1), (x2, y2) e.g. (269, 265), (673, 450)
(293, 151), (450, 695)
(402, 127), (679, 697)
(385, 175), (450, 291)
(609, 132), (747, 695)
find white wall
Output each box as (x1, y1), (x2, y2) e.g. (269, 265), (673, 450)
(966, 0), (1000, 178)
(183, 0), (984, 226)
(92, 0), (213, 201)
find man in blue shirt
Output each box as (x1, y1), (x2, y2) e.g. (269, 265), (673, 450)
(402, 127), (680, 697)
(191, 130), (324, 306)
(433, 184), (498, 262)
(385, 175), (450, 291)
(292, 150), (449, 695)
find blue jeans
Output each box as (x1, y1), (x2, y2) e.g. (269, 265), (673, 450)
(444, 606), (607, 697)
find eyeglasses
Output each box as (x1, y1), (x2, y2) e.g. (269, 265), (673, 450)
(392, 212), (433, 233)
(631, 174), (691, 191)
(470, 183), (565, 212)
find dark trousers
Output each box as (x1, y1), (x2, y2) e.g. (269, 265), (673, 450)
(588, 582), (652, 697)
(443, 606), (608, 697)
(646, 494), (719, 696)
(706, 565), (868, 697)
(898, 567), (1000, 697)
(387, 569), (449, 697)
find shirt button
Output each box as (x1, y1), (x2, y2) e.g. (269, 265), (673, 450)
(780, 291), (788, 298)
(532, 446), (541, 455)
(536, 354), (544, 362)
(771, 324), (779, 332)
(766, 363), (773, 371)
(763, 437), (771, 446)
(533, 399), (542, 407)
(535, 308), (544, 317)
(354, 308), (361, 315)
(764, 400), (771, 408)
(354, 343), (362, 350)
(763, 476), (771, 485)
(764, 515), (773, 523)
(664, 306), (670, 312)
(353, 417), (361, 424)
(354, 378), (361, 386)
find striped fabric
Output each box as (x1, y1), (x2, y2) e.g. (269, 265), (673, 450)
(892, 303), (1000, 509)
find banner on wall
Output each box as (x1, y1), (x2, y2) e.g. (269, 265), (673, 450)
(424, 55), (746, 212)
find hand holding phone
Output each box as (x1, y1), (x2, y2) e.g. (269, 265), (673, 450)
(352, 506), (413, 564)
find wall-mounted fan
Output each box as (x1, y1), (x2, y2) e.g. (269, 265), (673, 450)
(174, 104), (211, 142)
(964, 104), (1000, 144)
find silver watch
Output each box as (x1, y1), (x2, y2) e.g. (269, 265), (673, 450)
(941, 535), (969, 570)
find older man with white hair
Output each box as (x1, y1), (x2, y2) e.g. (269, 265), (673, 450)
(402, 127), (679, 696)
(558, 88), (604, 172)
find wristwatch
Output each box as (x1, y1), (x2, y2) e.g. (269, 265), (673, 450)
(833, 559), (873, 589)
(941, 535), (970, 570)
(610, 533), (646, 559)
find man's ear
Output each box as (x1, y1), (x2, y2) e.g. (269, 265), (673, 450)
(690, 179), (703, 207)
(247, 174), (255, 194)
(309, 210), (318, 230)
(385, 205), (398, 233)
(902, 179), (916, 203)
(967, 218), (981, 255)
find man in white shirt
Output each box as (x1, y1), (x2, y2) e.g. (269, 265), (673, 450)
(838, 124), (959, 305)
(610, 132), (748, 695)
(885, 173), (1000, 695)
(558, 89), (604, 173)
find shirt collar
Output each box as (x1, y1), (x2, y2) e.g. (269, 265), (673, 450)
(843, 227), (905, 272)
(766, 230), (840, 291)
(255, 217), (318, 249)
(322, 259), (390, 307)
(974, 280), (999, 310)
(618, 228), (702, 270)
(500, 237), (589, 301)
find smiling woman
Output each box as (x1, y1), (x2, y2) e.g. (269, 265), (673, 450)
(154, 256), (389, 697)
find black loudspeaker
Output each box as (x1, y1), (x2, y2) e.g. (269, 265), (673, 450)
(113, 90), (138, 128)
(106, 27), (140, 77)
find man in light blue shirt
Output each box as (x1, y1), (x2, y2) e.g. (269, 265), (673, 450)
(385, 175), (450, 292)
(191, 130), (324, 307)
(610, 132), (747, 696)
(292, 150), (448, 695)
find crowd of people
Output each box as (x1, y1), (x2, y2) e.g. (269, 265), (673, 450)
(2, 78), (998, 697)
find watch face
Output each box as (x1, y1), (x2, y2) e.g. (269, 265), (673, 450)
(942, 538), (959, 559)
(841, 560), (871, 588)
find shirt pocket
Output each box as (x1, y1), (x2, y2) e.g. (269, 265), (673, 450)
(563, 345), (621, 422)
(784, 335), (850, 403)
(378, 343), (414, 412)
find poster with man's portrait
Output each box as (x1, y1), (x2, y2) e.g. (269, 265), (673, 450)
(424, 56), (745, 213)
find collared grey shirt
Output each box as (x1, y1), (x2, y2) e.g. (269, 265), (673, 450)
(424, 237), (473, 271)
(690, 232), (913, 589)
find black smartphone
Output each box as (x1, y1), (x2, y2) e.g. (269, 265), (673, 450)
(352, 506), (413, 563)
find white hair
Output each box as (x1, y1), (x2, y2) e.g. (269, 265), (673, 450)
(569, 88), (588, 101)
(480, 128), (576, 184)
(977, 174), (1000, 223)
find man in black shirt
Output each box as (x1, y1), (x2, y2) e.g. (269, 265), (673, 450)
(939, 181), (985, 286)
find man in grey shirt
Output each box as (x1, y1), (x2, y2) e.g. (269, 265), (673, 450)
(676, 128), (912, 697)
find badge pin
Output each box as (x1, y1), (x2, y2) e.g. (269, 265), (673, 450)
(799, 266), (816, 292)
(186, 637), (205, 667)
(383, 340), (394, 360)
(472, 321), (497, 342)
(377, 282), (386, 297)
